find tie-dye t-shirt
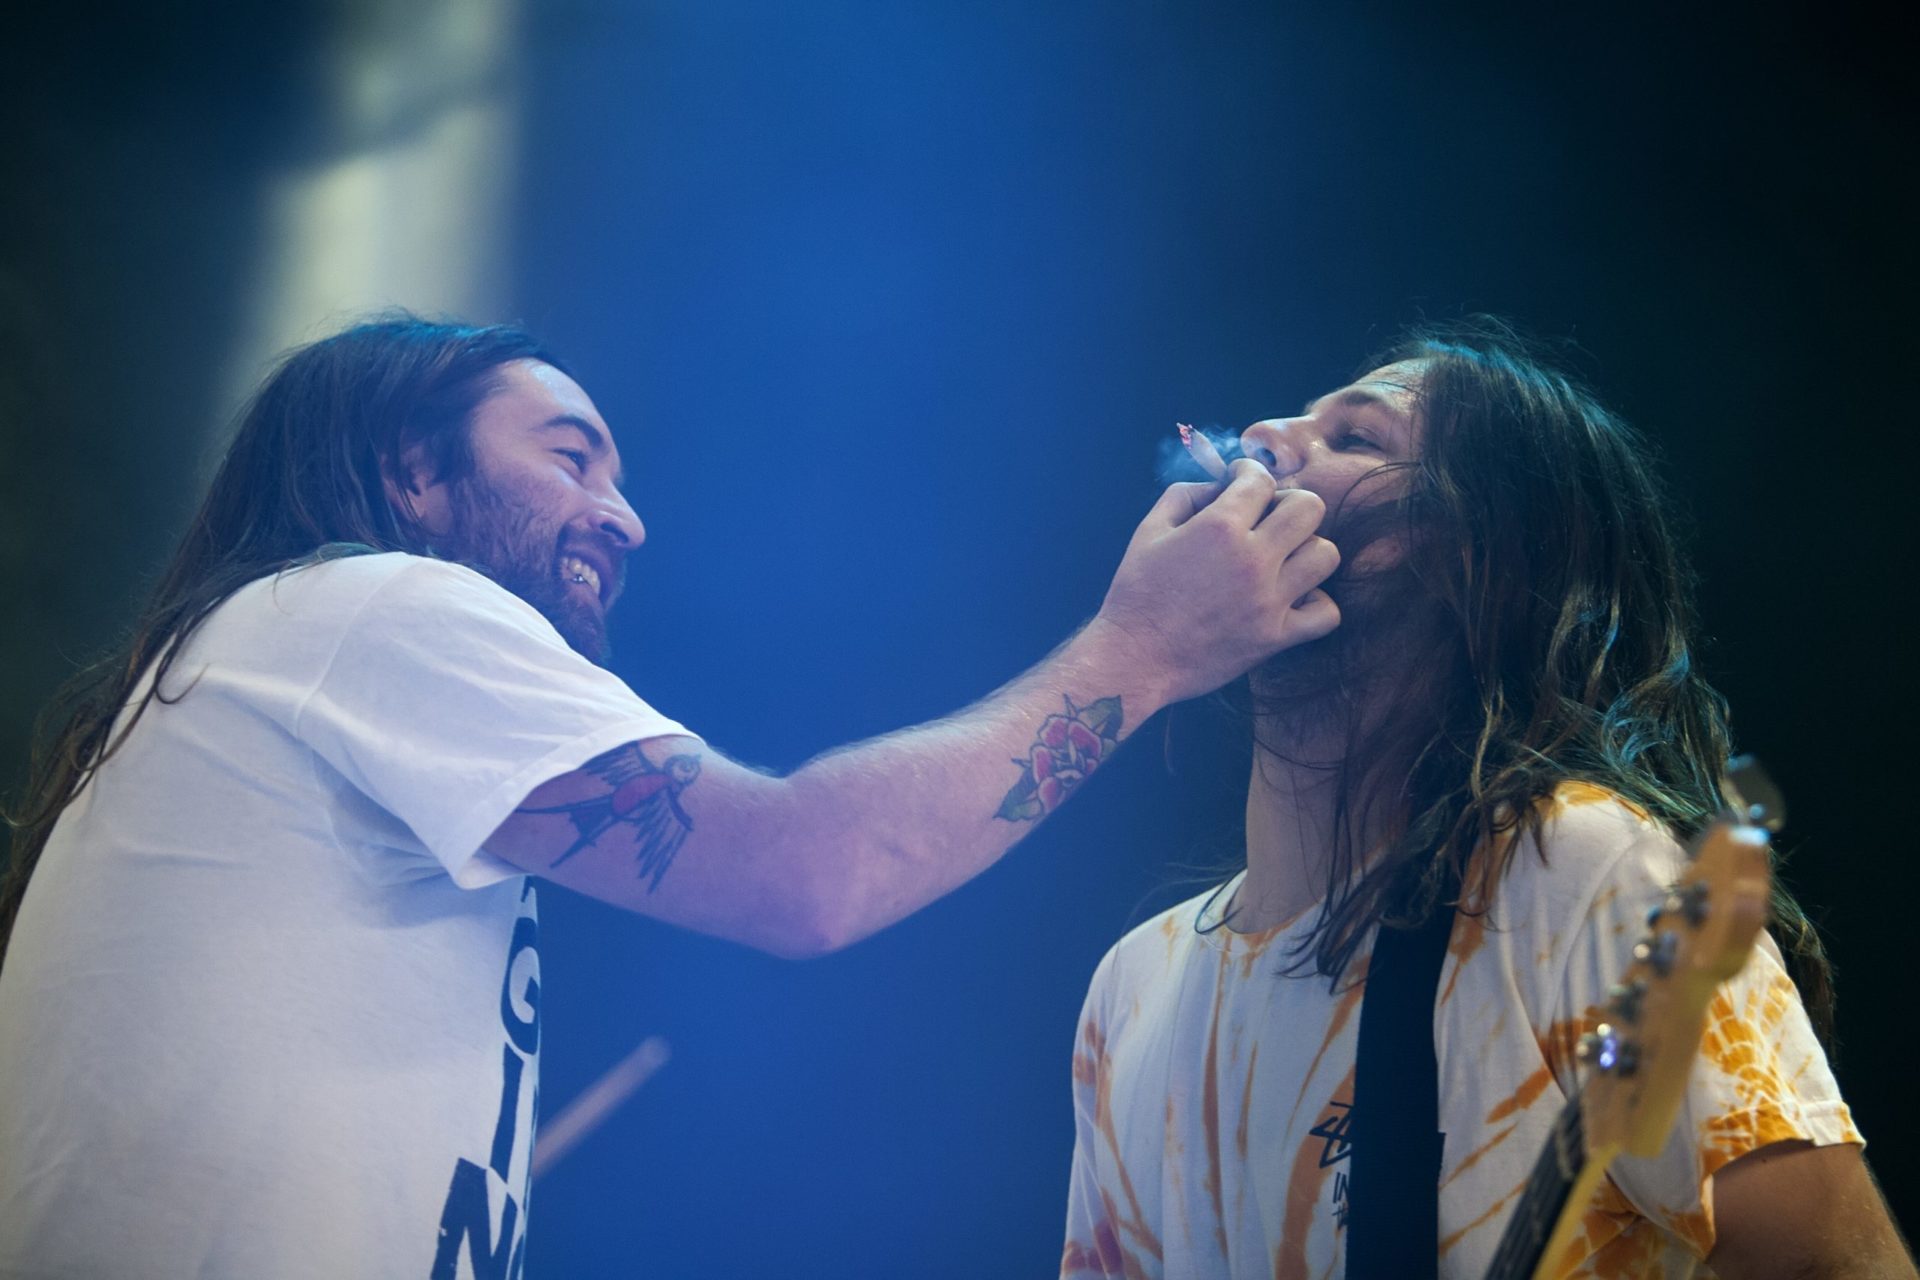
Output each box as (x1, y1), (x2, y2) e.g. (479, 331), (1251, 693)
(1061, 784), (1859, 1279)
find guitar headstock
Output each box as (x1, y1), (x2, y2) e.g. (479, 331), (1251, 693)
(1576, 757), (1777, 1159)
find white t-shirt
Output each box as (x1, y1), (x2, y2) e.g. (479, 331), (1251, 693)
(0, 553), (692, 1280)
(1061, 784), (1860, 1279)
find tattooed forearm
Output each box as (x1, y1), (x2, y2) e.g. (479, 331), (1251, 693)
(516, 744), (702, 891)
(996, 695), (1123, 823)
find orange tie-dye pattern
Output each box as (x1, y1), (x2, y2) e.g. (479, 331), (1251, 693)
(1485, 1062), (1556, 1125)
(1158, 913), (1181, 966)
(1437, 1122), (1520, 1191)
(1160, 1092), (1194, 1250)
(1061, 1214), (1130, 1278)
(1201, 949), (1233, 1256)
(1437, 1175), (1527, 1256)
(1273, 1062), (1356, 1280)
(1693, 970), (1857, 1182)
(1553, 782), (1650, 820)
(1282, 958), (1368, 1133)
(1432, 1024), (1576, 1259)
(1660, 1203), (1715, 1259)
(1236, 1043), (1261, 1162)
(1437, 910), (1487, 1007)
(1072, 1019), (1164, 1273)
(1542, 1174), (1661, 1280)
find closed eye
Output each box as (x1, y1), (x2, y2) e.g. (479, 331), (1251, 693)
(1332, 430), (1376, 451)
(556, 448), (589, 472)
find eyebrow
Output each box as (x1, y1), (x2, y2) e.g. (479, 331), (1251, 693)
(537, 414), (626, 487)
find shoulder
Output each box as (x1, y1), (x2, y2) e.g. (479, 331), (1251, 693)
(242, 551), (556, 644)
(190, 551), (590, 704)
(1494, 782), (1687, 923)
(1118, 882), (1229, 967)
(265, 550), (513, 612)
(1081, 880), (1236, 1015)
(1466, 783), (1692, 1027)
(1535, 781), (1674, 862)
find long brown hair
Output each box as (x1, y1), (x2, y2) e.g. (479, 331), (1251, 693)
(0, 314), (566, 966)
(1250, 318), (1833, 1040)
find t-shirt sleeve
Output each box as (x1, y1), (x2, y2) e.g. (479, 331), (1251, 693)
(293, 558), (697, 887)
(1062, 947), (1127, 1278)
(1546, 818), (1862, 1258)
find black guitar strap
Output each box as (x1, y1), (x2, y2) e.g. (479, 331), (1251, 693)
(1344, 874), (1460, 1280)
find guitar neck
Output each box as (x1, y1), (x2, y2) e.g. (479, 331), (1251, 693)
(1485, 1092), (1619, 1280)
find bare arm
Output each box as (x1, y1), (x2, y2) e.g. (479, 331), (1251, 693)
(486, 463), (1338, 956)
(1707, 1141), (1916, 1280)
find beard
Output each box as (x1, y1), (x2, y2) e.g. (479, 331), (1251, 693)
(1252, 499), (1442, 748)
(438, 469), (614, 664)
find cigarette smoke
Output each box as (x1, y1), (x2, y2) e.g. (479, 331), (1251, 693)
(1155, 424), (1246, 487)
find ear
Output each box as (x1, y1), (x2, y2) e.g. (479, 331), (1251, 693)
(382, 439), (452, 538)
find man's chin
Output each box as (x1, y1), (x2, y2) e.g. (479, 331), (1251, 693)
(546, 599), (611, 665)
(497, 571), (611, 664)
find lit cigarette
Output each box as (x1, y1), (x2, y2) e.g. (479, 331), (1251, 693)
(1178, 422), (1230, 482)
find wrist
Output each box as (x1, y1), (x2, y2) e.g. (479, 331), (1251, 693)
(1062, 614), (1176, 728)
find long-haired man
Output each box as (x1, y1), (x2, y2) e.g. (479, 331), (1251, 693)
(0, 315), (1339, 1277)
(1061, 323), (1912, 1278)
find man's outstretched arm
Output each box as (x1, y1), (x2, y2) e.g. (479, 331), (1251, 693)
(486, 463), (1336, 957)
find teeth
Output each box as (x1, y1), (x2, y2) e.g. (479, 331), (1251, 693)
(559, 556), (601, 595)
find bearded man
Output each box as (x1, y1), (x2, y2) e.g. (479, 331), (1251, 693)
(0, 316), (1338, 1278)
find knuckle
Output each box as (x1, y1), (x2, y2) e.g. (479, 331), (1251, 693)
(1145, 489), (1184, 523)
(1285, 489), (1327, 520)
(1192, 512), (1238, 548)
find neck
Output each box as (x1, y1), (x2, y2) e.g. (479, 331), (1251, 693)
(1234, 709), (1392, 934)
(1232, 576), (1435, 934)
(1236, 751), (1337, 932)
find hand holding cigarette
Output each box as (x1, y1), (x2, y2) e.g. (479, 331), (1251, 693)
(1093, 434), (1341, 703)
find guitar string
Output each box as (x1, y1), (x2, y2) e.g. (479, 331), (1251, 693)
(1486, 1090), (1586, 1278)
(1489, 1120), (1564, 1275)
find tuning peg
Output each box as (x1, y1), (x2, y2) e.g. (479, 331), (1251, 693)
(1633, 931), (1679, 977)
(1722, 755), (1785, 832)
(1576, 1024), (1640, 1075)
(1607, 979), (1648, 1023)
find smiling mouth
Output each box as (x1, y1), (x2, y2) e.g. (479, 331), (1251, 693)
(558, 554), (603, 601)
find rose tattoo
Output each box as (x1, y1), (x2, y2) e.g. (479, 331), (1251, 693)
(996, 695), (1123, 822)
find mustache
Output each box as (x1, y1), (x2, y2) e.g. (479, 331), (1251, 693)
(560, 535), (629, 581)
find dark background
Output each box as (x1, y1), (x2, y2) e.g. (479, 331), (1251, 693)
(3, 2), (1911, 1275)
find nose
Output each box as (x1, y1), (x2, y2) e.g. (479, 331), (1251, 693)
(1239, 417), (1309, 480)
(593, 487), (646, 550)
